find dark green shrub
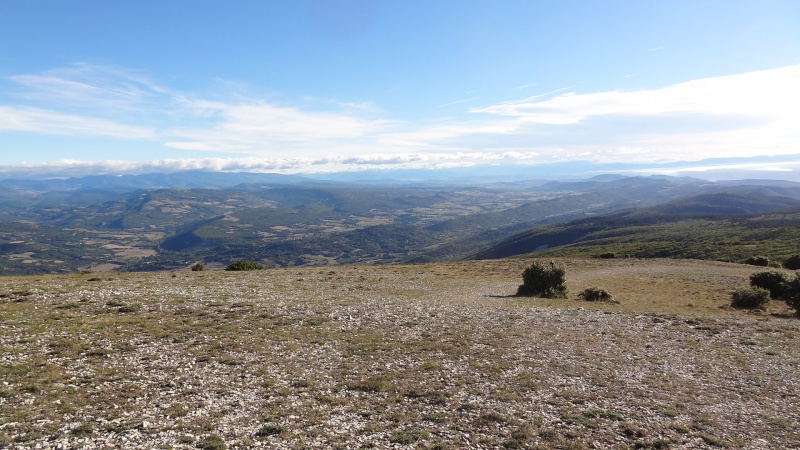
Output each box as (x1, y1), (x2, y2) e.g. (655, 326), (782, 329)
(783, 272), (800, 317)
(577, 287), (614, 302)
(744, 256), (770, 267)
(516, 261), (568, 298)
(783, 255), (800, 270)
(749, 271), (789, 298)
(191, 262), (205, 271)
(596, 252), (616, 259)
(225, 260), (263, 271)
(730, 287), (770, 310)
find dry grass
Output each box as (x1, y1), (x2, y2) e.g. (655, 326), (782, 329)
(0, 258), (799, 449)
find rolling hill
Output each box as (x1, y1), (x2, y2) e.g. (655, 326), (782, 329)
(472, 191), (800, 263)
(3, 171), (800, 274)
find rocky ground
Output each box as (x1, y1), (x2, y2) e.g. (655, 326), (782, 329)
(1, 259), (799, 449)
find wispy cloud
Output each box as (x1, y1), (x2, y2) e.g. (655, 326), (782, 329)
(436, 98), (479, 108)
(472, 66), (800, 123)
(466, 65), (800, 162)
(0, 105), (157, 139)
(9, 63), (169, 113)
(647, 46), (666, 52)
(2, 63), (800, 175)
(169, 100), (396, 148)
(512, 82), (538, 91)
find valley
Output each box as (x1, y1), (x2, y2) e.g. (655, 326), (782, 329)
(2, 172), (800, 275)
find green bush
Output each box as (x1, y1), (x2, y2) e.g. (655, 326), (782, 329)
(783, 272), (800, 317)
(577, 287), (614, 302)
(225, 260), (263, 271)
(744, 256), (770, 267)
(516, 261), (568, 298)
(749, 271), (789, 299)
(191, 261), (205, 271)
(782, 255), (800, 270)
(730, 287), (770, 310)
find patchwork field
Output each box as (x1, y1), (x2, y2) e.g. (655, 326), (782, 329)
(1, 259), (798, 449)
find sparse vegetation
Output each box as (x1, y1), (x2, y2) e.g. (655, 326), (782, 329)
(516, 260), (568, 298)
(225, 260), (263, 271)
(116, 303), (141, 313)
(731, 287), (771, 310)
(1, 259), (799, 449)
(198, 434), (226, 450)
(254, 424), (284, 437)
(191, 261), (205, 271)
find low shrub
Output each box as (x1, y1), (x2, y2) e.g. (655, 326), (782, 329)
(577, 287), (614, 302)
(730, 287), (770, 310)
(516, 261), (568, 298)
(117, 304), (141, 313)
(225, 260), (263, 271)
(255, 424), (284, 437)
(782, 255), (800, 270)
(749, 271), (789, 299)
(596, 252), (616, 259)
(744, 256), (770, 267)
(198, 434), (226, 450)
(191, 262), (205, 271)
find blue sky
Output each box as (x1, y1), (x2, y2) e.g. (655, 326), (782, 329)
(1, 0), (799, 180)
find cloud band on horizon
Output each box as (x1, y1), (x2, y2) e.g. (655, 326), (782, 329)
(1, 63), (799, 173)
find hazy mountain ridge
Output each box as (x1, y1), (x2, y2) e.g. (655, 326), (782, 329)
(473, 190), (800, 261)
(2, 171), (800, 274)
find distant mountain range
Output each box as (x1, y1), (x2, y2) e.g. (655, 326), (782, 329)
(473, 190), (800, 262)
(1, 170), (800, 275)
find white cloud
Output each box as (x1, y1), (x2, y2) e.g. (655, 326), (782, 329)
(472, 65), (800, 124)
(619, 159), (800, 180)
(464, 65), (800, 162)
(0, 152), (547, 178)
(176, 101), (395, 143)
(0, 105), (157, 139)
(9, 63), (169, 112)
(2, 63), (800, 172)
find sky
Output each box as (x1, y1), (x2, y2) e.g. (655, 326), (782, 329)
(1, 0), (800, 180)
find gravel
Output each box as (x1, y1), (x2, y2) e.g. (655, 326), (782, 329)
(1, 259), (799, 449)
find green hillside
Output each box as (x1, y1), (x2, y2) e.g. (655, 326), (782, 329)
(473, 193), (800, 263)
